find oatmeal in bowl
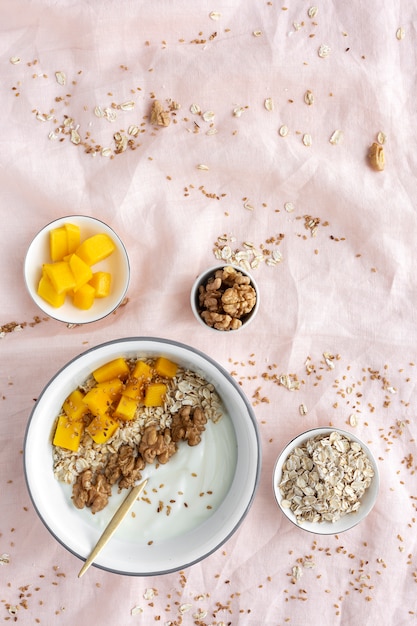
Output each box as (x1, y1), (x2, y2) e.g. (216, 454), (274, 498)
(273, 428), (379, 534)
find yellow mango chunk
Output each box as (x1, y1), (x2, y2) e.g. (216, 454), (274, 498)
(144, 383), (167, 407)
(53, 414), (84, 452)
(82, 386), (113, 417)
(68, 254), (93, 291)
(50, 226), (68, 262)
(154, 357), (178, 379)
(72, 283), (96, 310)
(89, 272), (111, 298)
(64, 223), (81, 254)
(114, 395), (139, 421)
(93, 358), (130, 383)
(63, 389), (89, 421)
(86, 415), (119, 444)
(122, 379), (144, 401)
(132, 360), (153, 380)
(37, 272), (66, 308)
(43, 261), (76, 294)
(96, 378), (124, 400)
(76, 233), (115, 266)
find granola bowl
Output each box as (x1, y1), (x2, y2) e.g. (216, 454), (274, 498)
(190, 264), (259, 332)
(24, 215), (130, 325)
(273, 428), (379, 535)
(24, 337), (261, 576)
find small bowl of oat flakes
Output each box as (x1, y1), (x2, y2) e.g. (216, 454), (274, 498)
(273, 428), (379, 534)
(190, 264), (259, 332)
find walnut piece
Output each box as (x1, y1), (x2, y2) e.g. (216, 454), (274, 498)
(197, 266), (256, 330)
(72, 470), (112, 514)
(150, 100), (171, 127)
(139, 425), (177, 465)
(368, 142), (385, 171)
(171, 406), (207, 446)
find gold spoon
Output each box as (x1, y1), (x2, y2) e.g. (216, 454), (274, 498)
(78, 478), (148, 578)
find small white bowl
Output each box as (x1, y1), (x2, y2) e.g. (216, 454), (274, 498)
(273, 427), (379, 535)
(190, 264), (260, 332)
(24, 215), (130, 325)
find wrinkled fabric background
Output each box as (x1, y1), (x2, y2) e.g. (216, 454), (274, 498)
(1, 1), (417, 624)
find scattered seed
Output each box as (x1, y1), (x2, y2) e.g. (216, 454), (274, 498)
(377, 131), (386, 145)
(299, 403), (308, 416)
(304, 90), (314, 105)
(396, 27), (405, 40)
(279, 124), (289, 137)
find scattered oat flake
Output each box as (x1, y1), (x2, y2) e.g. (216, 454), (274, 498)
(279, 124), (289, 137)
(70, 128), (81, 144)
(94, 106), (105, 118)
(202, 110), (215, 122)
(264, 97), (274, 111)
(302, 133), (312, 147)
(131, 606), (143, 616)
(318, 44), (331, 58)
(190, 103), (201, 114)
(0, 554), (10, 565)
(299, 403), (308, 416)
(55, 71), (66, 85)
(10, 56), (21, 64)
(143, 588), (157, 600)
(292, 565), (303, 580)
(330, 129), (343, 145)
(284, 202), (295, 213)
(244, 200), (254, 211)
(233, 106), (246, 117)
(179, 603), (193, 614)
(197, 164), (209, 170)
(101, 147), (112, 157)
(396, 27), (405, 40)
(349, 414), (358, 427)
(253, 30), (263, 37)
(209, 11), (221, 20)
(120, 100), (135, 111)
(308, 6), (318, 18)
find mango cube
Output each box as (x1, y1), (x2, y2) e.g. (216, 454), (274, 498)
(68, 254), (93, 291)
(114, 395), (139, 421)
(53, 414), (84, 452)
(89, 272), (111, 298)
(37, 272), (66, 308)
(82, 386), (113, 416)
(72, 283), (96, 310)
(122, 379), (144, 401)
(64, 223), (81, 254)
(76, 233), (115, 266)
(96, 378), (123, 400)
(86, 415), (119, 444)
(50, 226), (68, 262)
(144, 383), (167, 407)
(132, 360), (153, 380)
(93, 358), (130, 383)
(154, 357), (178, 379)
(63, 389), (89, 421)
(43, 261), (76, 294)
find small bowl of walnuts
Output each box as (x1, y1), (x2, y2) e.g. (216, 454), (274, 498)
(190, 264), (259, 332)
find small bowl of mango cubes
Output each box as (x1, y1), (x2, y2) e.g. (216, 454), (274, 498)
(24, 216), (130, 324)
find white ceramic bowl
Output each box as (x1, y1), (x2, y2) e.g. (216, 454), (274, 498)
(272, 428), (379, 535)
(190, 264), (260, 332)
(24, 337), (261, 576)
(24, 215), (130, 324)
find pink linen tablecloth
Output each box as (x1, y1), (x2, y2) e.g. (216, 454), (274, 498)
(1, 1), (417, 624)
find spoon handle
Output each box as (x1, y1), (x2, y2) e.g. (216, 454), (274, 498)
(78, 478), (148, 578)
